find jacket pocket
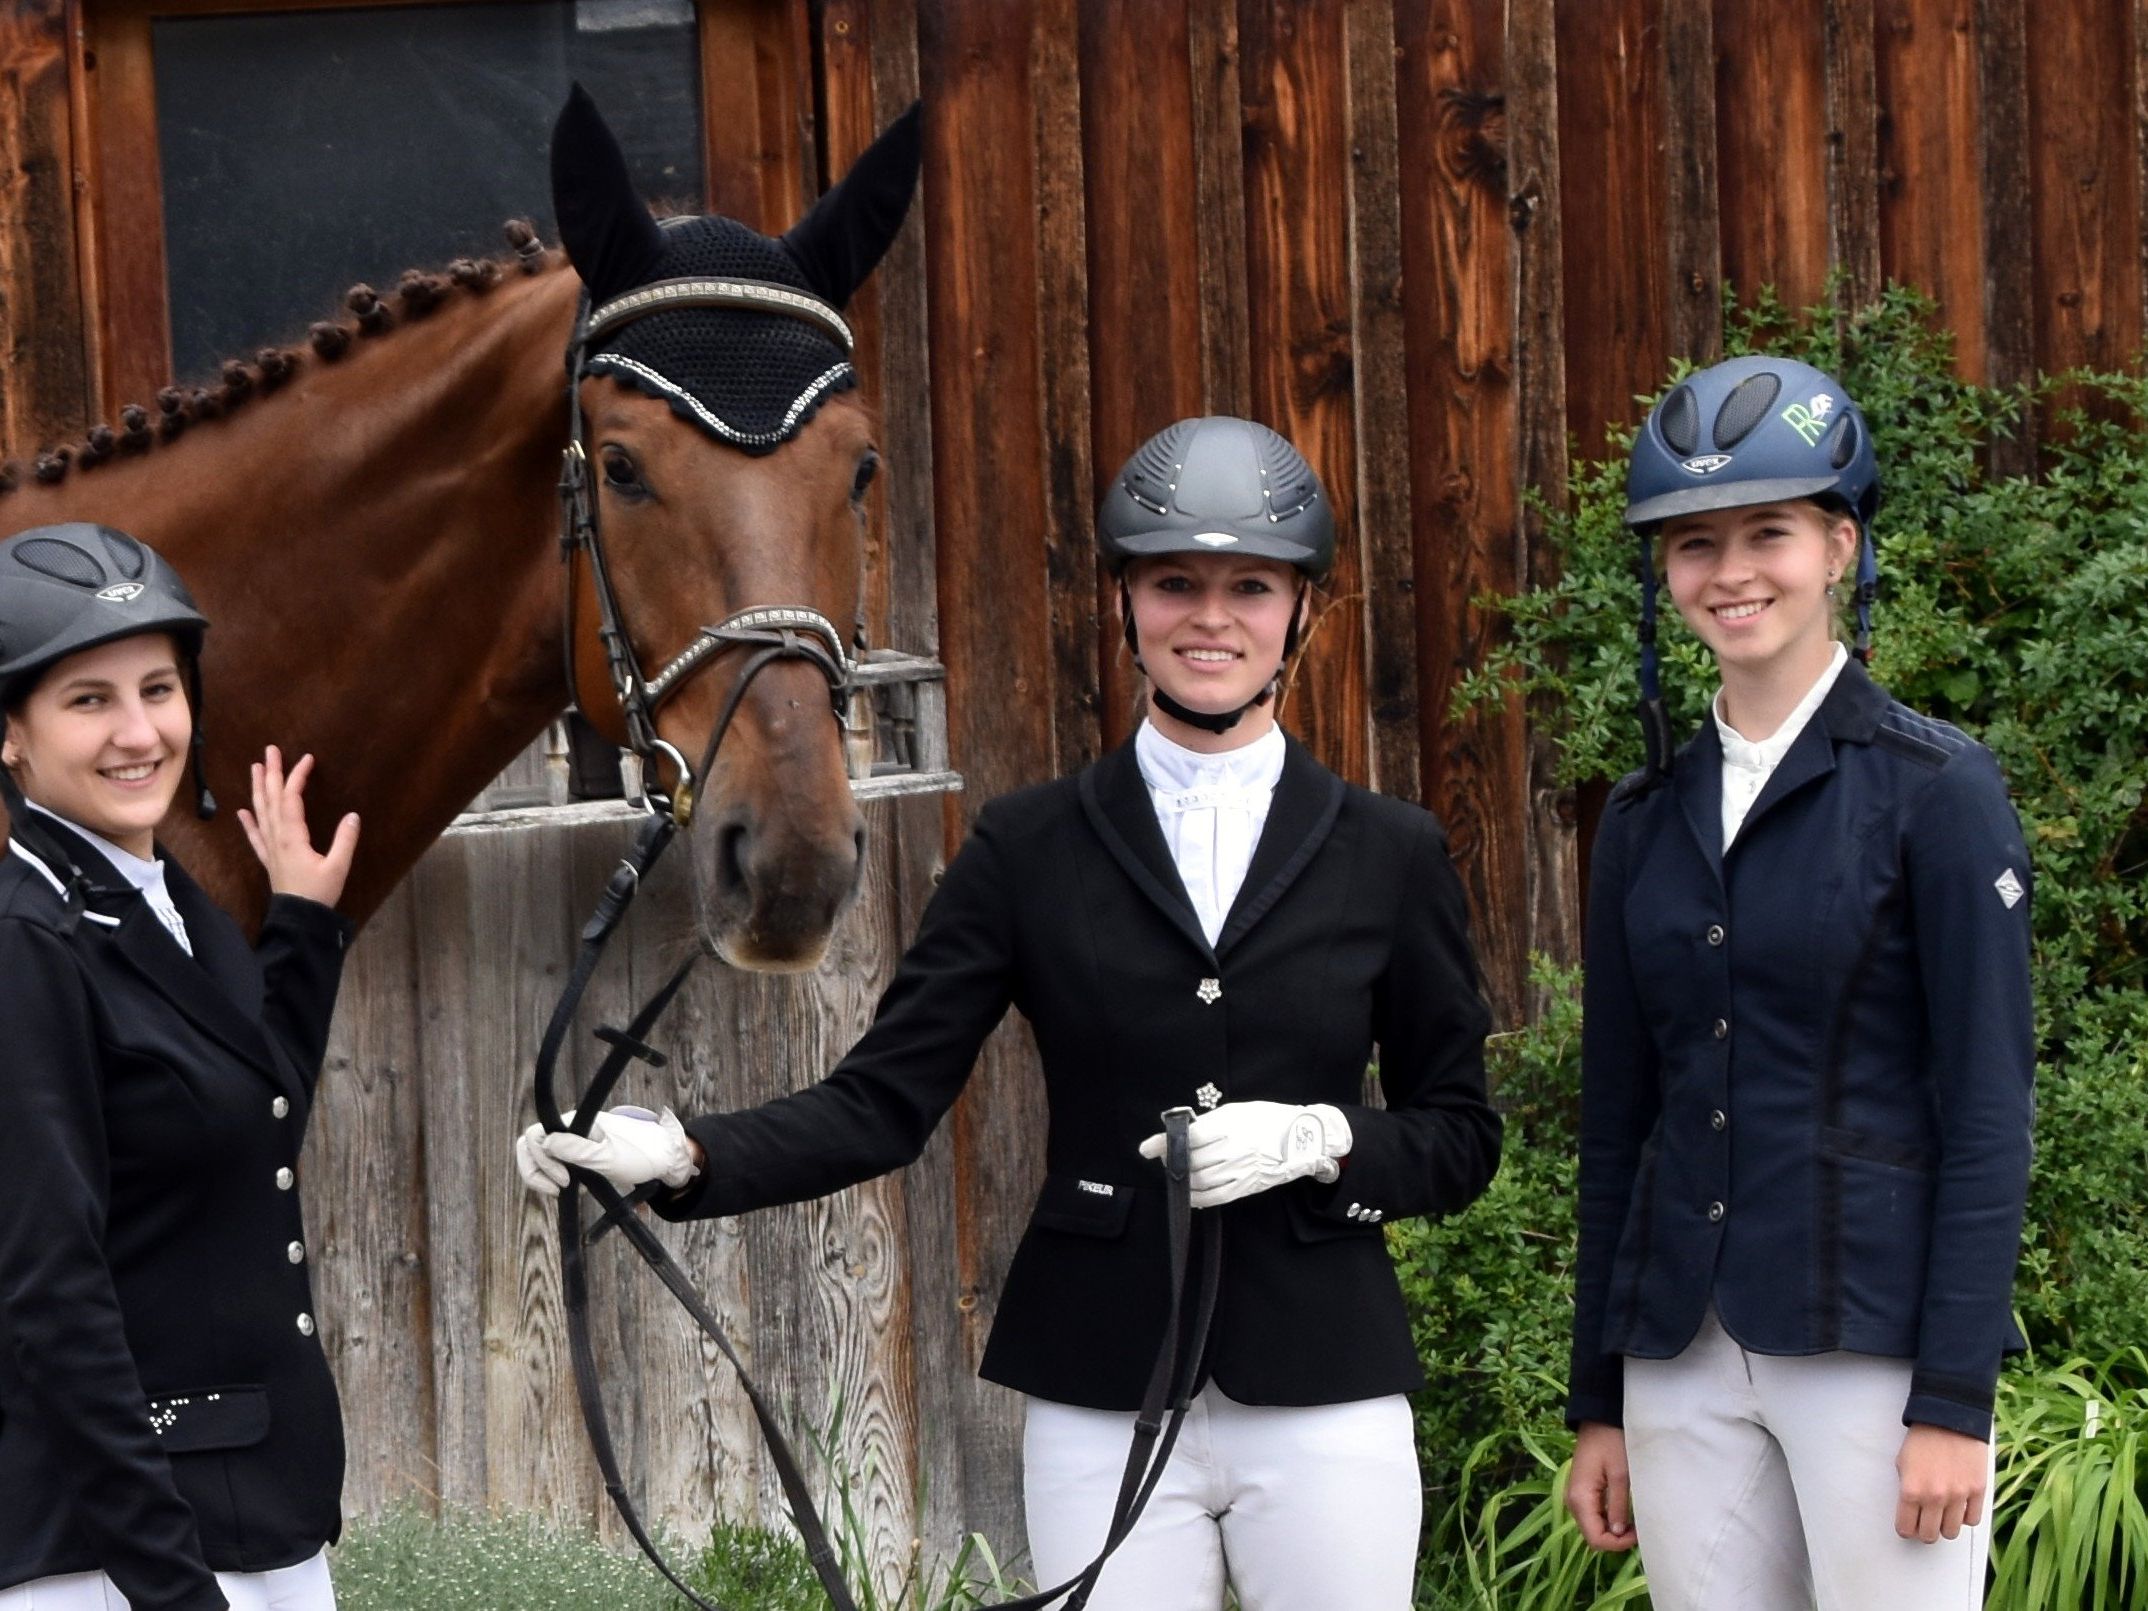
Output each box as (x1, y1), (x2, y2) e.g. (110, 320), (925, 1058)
(1030, 1175), (1136, 1238)
(146, 1384), (271, 1453)
(1820, 1125), (1936, 1174)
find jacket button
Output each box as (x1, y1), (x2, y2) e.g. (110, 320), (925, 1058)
(296, 1312), (316, 1337)
(275, 1167), (295, 1191)
(287, 1241), (306, 1265)
(1710, 1109), (1727, 1131)
(1706, 924), (1725, 946)
(272, 1096), (290, 1119)
(1712, 1017), (1729, 1040)
(1707, 1201), (1725, 1223)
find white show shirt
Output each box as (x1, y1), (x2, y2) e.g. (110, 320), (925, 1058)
(26, 800), (193, 955)
(1133, 719), (1284, 947)
(1713, 642), (1848, 852)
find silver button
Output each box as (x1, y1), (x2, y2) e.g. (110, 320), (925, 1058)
(1195, 977), (1222, 1005)
(1706, 924), (1726, 947)
(1712, 1018), (1729, 1040)
(1710, 1109), (1727, 1131)
(271, 1096), (290, 1119)
(296, 1312), (315, 1337)
(1369, 1209), (1383, 1223)
(1707, 1201), (1725, 1223)
(275, 1167), (295, 1191)
(287, 1241), (305, 1265)
(1347, 1202), (1363, 1220)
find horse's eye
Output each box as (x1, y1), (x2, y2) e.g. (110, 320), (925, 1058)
(601, 446), (647, 497)
(850, 452), (880, 505)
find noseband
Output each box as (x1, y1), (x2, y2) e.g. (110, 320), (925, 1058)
(557, 275), (863, 825)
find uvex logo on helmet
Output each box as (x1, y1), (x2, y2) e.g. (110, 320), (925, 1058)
(1680, 454), (1732, 476)
(96, 582), (146, 603)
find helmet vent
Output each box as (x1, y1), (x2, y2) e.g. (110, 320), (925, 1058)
(100, 530), (148, 580)
(1658, 384), (1700, 456)
(1829, 413), (1860, 469)
(1713, 373), (1780, 449)
(12, 538), (106, 589)
(1255, 433), (1318, 521)
(1125, 421), (1194, 516)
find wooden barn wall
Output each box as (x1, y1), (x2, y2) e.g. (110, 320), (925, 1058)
(2, 0), (2145, 1579)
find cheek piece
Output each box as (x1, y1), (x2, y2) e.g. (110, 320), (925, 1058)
(1121, 579), (1306, 736)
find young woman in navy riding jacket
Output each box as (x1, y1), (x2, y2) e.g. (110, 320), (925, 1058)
(518, 417), (1502, 1610)
(1563, 359), (2036, 1610)
(0, 524), (361, 1611)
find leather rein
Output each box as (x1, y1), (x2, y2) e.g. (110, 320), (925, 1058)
(538, 277), (1219, 1610)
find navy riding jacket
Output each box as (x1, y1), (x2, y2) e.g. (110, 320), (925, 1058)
(1567, 660), (2035, 1441)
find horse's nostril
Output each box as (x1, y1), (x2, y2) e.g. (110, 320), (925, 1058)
(719, 822), (750, 895)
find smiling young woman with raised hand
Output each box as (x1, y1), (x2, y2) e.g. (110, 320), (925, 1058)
(0, 523), (359, 1611)
(517, 416), (1501, 1610)
(1563, 358), (2036, 1610)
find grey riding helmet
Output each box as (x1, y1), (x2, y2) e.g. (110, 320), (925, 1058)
(1098, 416), (1336, 578)
(1099, 417), (1334, 733)
(0, 523), (217, 822)
(0, 524), (208, 707)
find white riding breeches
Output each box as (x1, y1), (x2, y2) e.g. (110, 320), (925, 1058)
(1022, 1380), (1421, 1610)
(1623, 1308), (1993, 1611)
(0, 1549), (335, 1611)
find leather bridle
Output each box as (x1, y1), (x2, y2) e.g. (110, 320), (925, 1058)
(540, 280), (1218, 1610)
(557, 275), (865, 826)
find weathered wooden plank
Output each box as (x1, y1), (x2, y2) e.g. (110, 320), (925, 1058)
(1240, 0), (1368, 785)
(1507, 0), (1582, 986)
(1344, 0), (1419, 800)
(0, 1), (93, 453)
(1081, 0), (1210, 747)
(2023, 0), (2142, 380)
(1555, 0), (1667, 461)
(1032, 0), (1101, 778)
(76, 3), (170, 416)
(308, 873), (434, 1513)
(914, 0), (1054, 1557)
(1713, 0), (1831, 314)
(1661, 0), (1725, 364)
(1824, 0), (1884, 314)
(1189, 0), (1253, 419)
(1873, 0), (1986, 376)
(1975, 0), (2035, 472)
(1393, 0), (1532, 1027)
(698, 0), (818, 229)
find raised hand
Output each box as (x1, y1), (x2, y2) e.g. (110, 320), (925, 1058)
(236, 744), (360, 909)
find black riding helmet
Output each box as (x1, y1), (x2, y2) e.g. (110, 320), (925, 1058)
(0, 523), (216, 829)
(1622, 356), (1881, 786)
(1098, 417), (1334, 734)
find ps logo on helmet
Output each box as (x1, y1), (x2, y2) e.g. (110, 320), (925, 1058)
(96, 583), (146, 603)
(1192, 531), (1240, 547)
(1680, 454), (1733, 476)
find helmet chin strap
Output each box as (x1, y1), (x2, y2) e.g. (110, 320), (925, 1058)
(1121, 578), (1305, 736)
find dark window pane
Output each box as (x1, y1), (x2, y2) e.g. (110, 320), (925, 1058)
(152, 0), (701, 383)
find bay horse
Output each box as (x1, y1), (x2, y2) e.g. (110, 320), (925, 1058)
(0, 89), (921, 971)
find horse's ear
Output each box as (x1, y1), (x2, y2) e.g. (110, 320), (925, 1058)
(550, 83), (663, 300)
(782, 101), (922, 309)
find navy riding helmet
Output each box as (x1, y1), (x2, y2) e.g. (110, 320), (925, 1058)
(1624, 355), (1882, 780)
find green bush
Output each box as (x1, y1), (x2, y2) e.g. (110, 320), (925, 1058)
(1397, 285), (2148, 1607)
(331, 1504), (680, 1611)
(1989, 1351), (2148, 1609)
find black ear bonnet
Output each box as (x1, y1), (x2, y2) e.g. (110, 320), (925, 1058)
(551, 86), (921, 457)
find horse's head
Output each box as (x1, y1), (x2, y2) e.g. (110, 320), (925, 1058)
(551, 87), (919, 970)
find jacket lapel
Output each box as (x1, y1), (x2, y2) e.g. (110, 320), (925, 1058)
(1674, 722), (1727, 877)
(32, 816), (281, 1078)
(1216, 736), (1344, 956)
(1078, 741), (1215, 962)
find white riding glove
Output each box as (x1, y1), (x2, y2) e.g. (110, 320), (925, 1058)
(514, 1105), (699, 1199)
(1136, 1101), (1353, 1209)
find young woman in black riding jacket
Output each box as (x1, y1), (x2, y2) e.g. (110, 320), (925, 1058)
(0, 524), (360, 1611)
(519, 417), (1501, 1610)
